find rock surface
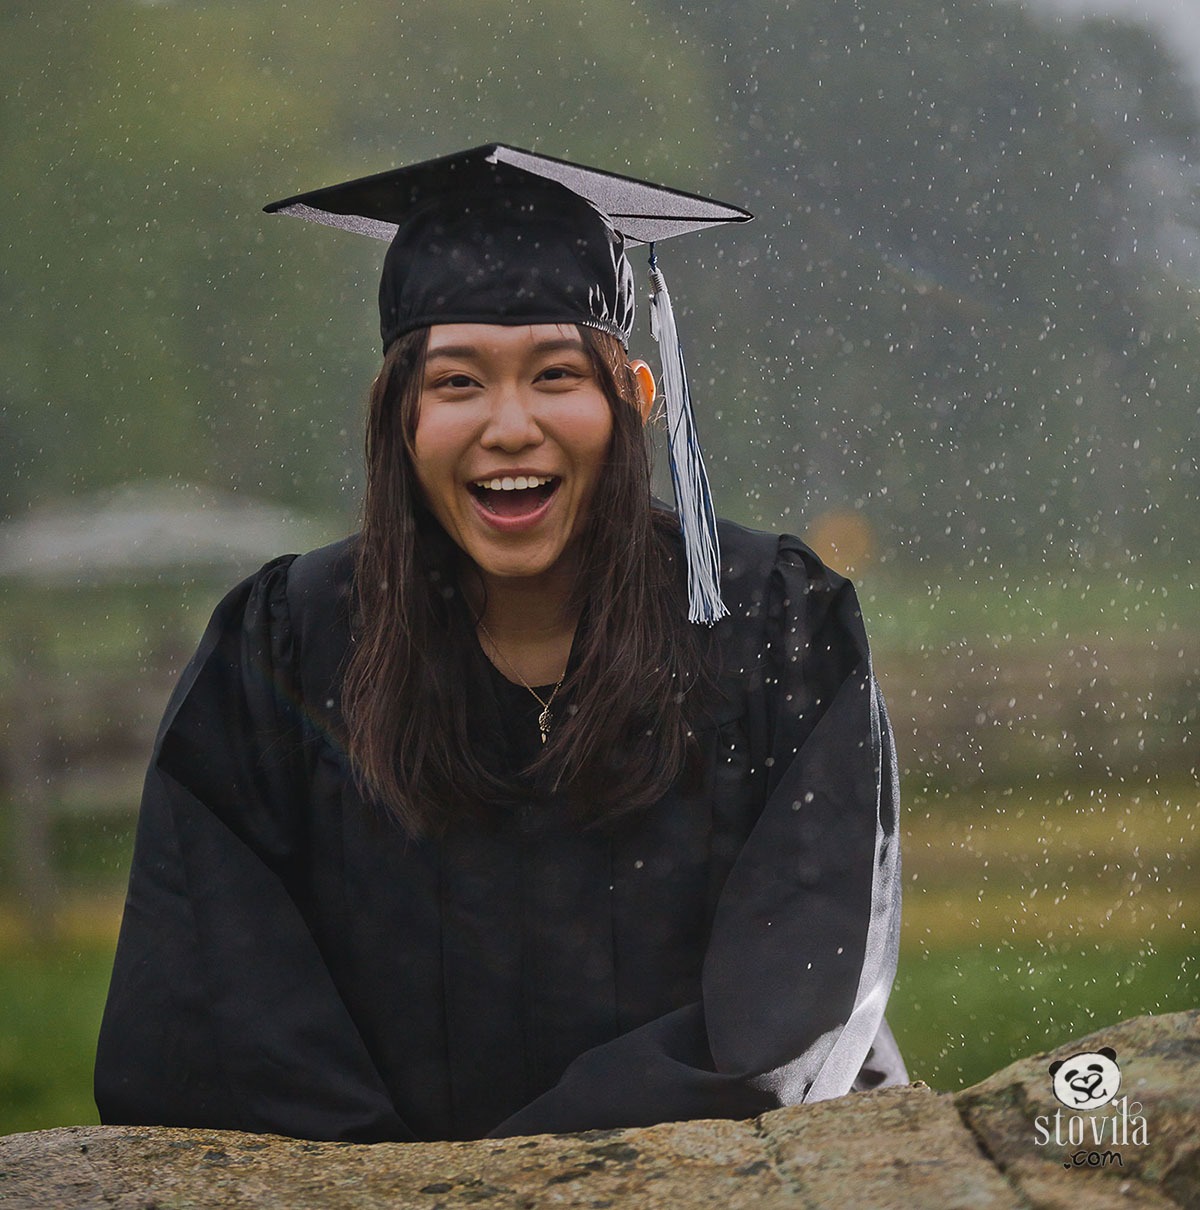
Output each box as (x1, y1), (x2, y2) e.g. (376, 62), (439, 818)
(2, 1011), (1196, 1209)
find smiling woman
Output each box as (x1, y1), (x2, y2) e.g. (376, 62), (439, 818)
(413, 325), (617, 585)
(94, 144), (906, 1143)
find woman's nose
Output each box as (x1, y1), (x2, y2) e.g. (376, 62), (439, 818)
(481, 388), (543, 451)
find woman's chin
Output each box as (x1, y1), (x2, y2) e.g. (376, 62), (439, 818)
(457, 530), (580, 589)
(471, 552), (568, 586)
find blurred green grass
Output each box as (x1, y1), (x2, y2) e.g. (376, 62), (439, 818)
(895, 778), (1198, 1083)
(0, 941), (114, 1136)
(860, 562), (1198, 649)
(891, 934), (1197, 1090)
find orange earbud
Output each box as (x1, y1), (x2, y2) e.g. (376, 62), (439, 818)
(630, 359), (657, 423)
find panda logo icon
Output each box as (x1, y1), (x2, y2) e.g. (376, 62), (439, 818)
(1048, 1046), (1121, 1110)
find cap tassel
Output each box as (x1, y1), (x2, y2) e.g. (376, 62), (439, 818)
(648, 247), (728, 625)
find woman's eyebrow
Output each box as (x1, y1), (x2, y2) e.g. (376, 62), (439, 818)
(425, 338), (587, 362)
(528, 337), (587, 355)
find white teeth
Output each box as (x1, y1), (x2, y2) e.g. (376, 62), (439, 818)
(474, 475), (554, 491)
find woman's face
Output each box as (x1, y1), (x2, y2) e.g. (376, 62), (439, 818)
(412, 323), (615, 587)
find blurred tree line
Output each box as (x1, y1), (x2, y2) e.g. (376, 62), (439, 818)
(2, 0), (1197, 570)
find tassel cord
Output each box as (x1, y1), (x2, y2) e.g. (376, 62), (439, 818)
(648, 248), (728, 625)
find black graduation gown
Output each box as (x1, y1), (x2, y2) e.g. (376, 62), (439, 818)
(94, 520), (904, 1142)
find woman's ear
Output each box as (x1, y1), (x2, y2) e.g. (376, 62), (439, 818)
(629, 359), (657, 424)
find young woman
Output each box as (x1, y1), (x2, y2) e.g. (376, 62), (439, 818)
(95, 145), (905, 1142)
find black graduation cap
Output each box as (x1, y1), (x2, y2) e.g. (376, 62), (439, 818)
(264, 143), (752, 623)
(264, 143), (750, 351)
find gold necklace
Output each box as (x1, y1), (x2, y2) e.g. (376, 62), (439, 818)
(476, 618), (566, 744)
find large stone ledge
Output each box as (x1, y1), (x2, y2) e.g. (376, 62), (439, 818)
(3, 1011), (1196, 1209)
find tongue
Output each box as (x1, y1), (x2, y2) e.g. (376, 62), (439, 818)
(482, 487), (546, 518)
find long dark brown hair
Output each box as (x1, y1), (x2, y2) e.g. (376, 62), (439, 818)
(341, 324), (706, 837)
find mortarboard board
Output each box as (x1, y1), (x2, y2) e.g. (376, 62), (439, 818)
(264, 143), (751, 623)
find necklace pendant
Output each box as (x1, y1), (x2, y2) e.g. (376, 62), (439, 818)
(538, 706), (552, 743)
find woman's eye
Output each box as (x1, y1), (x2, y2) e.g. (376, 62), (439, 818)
(537, 365), (583, 383)
(438, 373), (478, 389)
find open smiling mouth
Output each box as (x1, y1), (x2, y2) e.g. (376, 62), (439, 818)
(468, 474), (560, 518)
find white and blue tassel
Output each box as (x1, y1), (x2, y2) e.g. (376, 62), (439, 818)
(648, 246), (728, 625)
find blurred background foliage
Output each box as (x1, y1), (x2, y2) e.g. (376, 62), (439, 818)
(1, 0), (1196, 1135)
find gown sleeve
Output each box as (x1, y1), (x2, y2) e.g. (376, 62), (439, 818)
(490, 533), (904, 1137)
(94, 558), (411, 1142)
